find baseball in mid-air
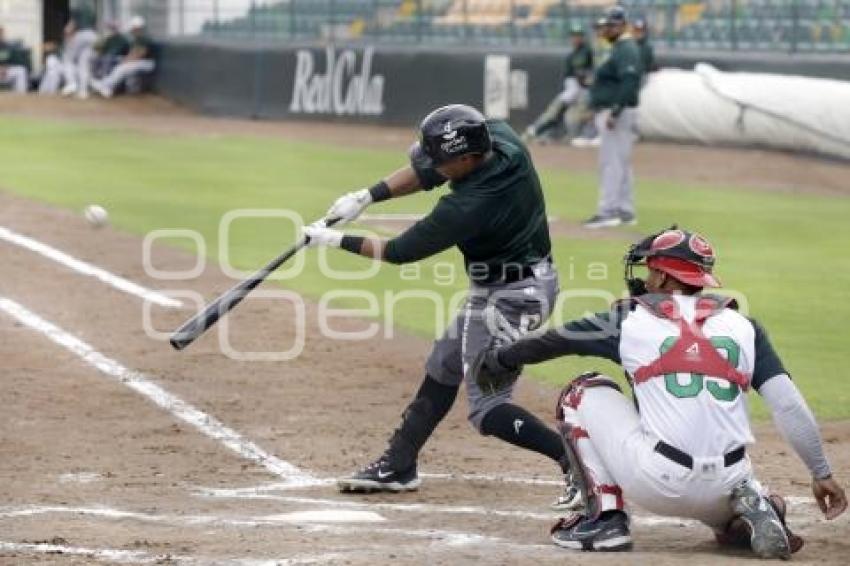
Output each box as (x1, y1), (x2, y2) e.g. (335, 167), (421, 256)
(83, 204), (109, 228)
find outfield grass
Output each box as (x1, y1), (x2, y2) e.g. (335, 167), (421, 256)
(1, 116), (848, 419)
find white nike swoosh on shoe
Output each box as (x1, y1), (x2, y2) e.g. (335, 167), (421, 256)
(514, 419), (524, 435)
(377, 470), (394, 479)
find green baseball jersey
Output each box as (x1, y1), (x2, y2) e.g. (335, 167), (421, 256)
(71, 7), (96, 30)
(590, 34), (642, 112)
(387, 121), (551, 278)
(0, 42), (14, 65)
(99, 33), (130, 57)
(0, 41), (25, 67)
(564, 42), (594, 86)
(637, 37), (656, 74)
(131, 34), (154, 58)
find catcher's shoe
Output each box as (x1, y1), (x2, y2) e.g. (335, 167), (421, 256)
(551, 478), (583, 512)
(730, 481), (791, 559)
(337, 458), (420, 493)
(551, 511), (633, 552)
(717, 493), (803, 555)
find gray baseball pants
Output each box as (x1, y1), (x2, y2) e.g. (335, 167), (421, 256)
(596, 107), (637, 217)
(425, 259), (559, 431)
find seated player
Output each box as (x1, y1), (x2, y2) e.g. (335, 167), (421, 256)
(0, 26), (29, 94)
(92, 16), (156, 98)
(92, 21), (130, 80)
(473, 227), (847, 557)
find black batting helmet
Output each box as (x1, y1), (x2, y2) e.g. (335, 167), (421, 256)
(409, 104), (492, 169)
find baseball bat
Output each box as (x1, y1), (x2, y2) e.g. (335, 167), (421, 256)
(169, 217), (339, 351)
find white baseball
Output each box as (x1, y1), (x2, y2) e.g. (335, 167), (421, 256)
(83, 205), (109, 228)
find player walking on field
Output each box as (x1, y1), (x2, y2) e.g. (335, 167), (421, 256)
(301, 104), (580, 509)
(473, 227), (847, 555)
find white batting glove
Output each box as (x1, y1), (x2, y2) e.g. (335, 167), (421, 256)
(483, 306), (523, 346)
(302, 222), (343, 248)
(326, 188), (372, 226)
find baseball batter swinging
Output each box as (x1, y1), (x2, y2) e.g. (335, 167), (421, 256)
(473, 227), (847, 556)
(301, 104), (579, 509)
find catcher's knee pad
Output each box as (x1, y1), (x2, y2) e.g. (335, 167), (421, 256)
(555, 371), (621, 422)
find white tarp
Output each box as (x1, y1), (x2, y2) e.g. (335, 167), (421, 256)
(637, 64), (850, 160)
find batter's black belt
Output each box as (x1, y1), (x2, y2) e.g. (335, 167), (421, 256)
(473, 256), (552, 285)
(654, 441), (746, 470)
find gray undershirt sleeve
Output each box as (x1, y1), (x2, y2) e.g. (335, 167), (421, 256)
(758, 373), (832, 479)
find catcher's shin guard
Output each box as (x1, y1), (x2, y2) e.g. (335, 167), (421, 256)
(555, 372), (625, 518)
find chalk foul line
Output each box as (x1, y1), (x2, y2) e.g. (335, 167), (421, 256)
(0, 225), (181, 308)
(0, 297), (316, 487)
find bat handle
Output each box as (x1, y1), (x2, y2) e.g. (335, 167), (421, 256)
(301, 216), (341, 247)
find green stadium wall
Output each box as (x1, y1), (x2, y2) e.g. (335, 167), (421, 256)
(156, 39), (850, 129)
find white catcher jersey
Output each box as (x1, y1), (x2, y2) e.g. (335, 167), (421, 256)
(619, 294), (756, 457)
(499, 292), (788, 458)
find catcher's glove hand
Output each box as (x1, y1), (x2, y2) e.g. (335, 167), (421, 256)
(472, 343), (521, 396)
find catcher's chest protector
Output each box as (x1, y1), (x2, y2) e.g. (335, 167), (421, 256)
(633, 295), (751, 389)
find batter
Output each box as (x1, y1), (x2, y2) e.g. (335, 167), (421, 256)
(302, 104), (580, 510)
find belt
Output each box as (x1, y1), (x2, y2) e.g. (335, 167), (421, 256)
(473, 256), (552, 285)
(654, 441), (745, 470)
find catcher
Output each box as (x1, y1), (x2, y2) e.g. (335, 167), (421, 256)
(473, 227), (847, 556)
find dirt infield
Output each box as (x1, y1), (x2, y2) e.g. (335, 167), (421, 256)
(0, 97), (849, 564)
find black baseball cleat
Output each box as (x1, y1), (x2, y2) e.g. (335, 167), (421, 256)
(551, 511), (633, 552)
(716, 493), (803, 555)
(582, 214), (622, 229)
(730, 481), (792, 559)
(337, 457), (421, 493)
(619, 212), (638, 226)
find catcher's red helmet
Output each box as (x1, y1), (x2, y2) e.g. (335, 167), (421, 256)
(624, 227), (720, 294)
(646, 229), (720, 288)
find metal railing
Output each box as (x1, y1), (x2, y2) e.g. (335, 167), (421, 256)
(120, 1), (850, 53)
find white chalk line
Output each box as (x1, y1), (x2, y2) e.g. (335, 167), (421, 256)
(0, 225), (181, 308)
(0, 539), (343, 566)
(0, 297), (317, 488)
(197, 490), (557, 521)
(0, 540), (174, 565)
(0, 505), (384, 527)
(0, 505), (558, 555)
(194, 473), (560, 498)
(195, 488), (830, 528)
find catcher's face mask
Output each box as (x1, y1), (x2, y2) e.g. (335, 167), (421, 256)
(624, 225), (721, 296)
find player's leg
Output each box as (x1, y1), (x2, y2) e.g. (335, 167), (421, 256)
(615, 108), (637, 225)
(39, 54), (63, 95)
(584, 111), (622, 228)
(336, 310), (465, 493)
(467, 269), (581, 510)
(60, 31), (86, 95)
(93, 60), (156, 98)
(76, 45), (94, 99)
(524, 95), (567, 142)
(6, 65), (28, 93)
(551, 372), (639, 551)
